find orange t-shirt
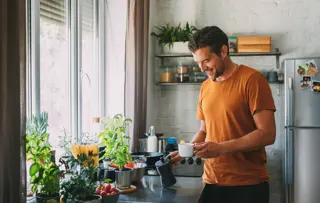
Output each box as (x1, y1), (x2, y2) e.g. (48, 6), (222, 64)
(197, 65), (276, 186)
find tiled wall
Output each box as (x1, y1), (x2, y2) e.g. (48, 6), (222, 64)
(147, 0), (320, 202)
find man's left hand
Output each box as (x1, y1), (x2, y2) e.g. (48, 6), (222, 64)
(194, 142), (222, 158)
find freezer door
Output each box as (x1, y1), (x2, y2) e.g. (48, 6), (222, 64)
(284, 58), (320, 127)
(293, 128), (320, 203)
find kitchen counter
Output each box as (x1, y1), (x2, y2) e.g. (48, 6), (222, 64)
(118, 176), (203, 203)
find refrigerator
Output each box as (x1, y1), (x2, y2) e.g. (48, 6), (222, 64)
(283, 58), (320, 203)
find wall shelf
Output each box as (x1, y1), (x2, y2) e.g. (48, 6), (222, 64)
(155, 49), (281, 58)
(156, 81), (283, 86)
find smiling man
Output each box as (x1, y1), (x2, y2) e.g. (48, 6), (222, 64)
(170, 26), (276, 203)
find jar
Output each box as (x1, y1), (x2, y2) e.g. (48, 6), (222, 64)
(193, 72), (207, 83)
(160, 66), (174, 83)
(228, 36), (237, 53)
(176, 73), (190, 83)
(192, 65), (201, 72)
(176, 65), (189, 74)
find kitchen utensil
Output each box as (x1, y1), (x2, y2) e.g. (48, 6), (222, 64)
(144, 133), (164, 137)
(155, 157), (176, 188)
(268, 71), (278, 82)
(131, 152), (163, 166)
(101, 188), (120, 203)
(118, 185), (137, 194)
(132, 163), (147, 183)
(158, 138), (167, 154)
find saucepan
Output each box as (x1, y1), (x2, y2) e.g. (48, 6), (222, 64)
(130, 152), (164, 166)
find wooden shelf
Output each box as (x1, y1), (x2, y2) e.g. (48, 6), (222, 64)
(156, 82), (202, 86)
(155, 49), (281, 58)
(156, 81), (283, 86)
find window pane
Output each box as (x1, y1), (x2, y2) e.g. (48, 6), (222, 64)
(81, 0), (99, 139)
(39, 0), (69, 156)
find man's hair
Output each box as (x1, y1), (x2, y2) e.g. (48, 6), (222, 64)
(188, 26), (229, 56)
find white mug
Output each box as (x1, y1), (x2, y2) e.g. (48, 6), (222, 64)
(178, 143), (194, 157)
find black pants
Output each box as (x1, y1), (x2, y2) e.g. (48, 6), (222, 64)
(198, 182), (269, 203)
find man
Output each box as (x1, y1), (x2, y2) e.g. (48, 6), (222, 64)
(170, 26), (276, 203)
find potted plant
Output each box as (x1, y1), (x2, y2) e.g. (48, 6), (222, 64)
(60, 153), (102, 203)
(151, 22), (198, 54)
(26, 112), (61, 203)
(98, 114), (133, 189)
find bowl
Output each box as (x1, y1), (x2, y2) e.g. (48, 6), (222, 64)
(101, 189), (120, 203)
(178, 143), (194, 157)
(132, 163), (147, 183)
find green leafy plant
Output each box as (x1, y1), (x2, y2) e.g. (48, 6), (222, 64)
(98, 114), (132, 170)
(60, 153), (99, 202)
(26, 112), (61, 196)
(151, 22), (198, 48)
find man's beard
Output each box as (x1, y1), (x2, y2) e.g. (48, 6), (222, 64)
(204, 67), (224, 81)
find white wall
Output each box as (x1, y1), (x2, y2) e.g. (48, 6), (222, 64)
(147, 0), (320, 202)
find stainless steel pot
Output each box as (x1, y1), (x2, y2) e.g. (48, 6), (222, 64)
(115, 168), (133, 190)
(158, 138), (167, 154)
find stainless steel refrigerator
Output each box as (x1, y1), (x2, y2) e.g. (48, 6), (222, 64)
(284, 58), (320, 203)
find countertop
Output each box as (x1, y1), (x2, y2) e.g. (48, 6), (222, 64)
(26, 176), (203, 203)
(118, 176), (203, 203)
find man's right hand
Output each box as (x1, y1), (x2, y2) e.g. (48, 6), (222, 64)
(169, 151), (183, 165)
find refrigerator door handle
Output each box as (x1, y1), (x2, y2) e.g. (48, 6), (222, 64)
(286, 77), (293, 126)
(285, 128), (294, 203)
(284, 129), (288, 203)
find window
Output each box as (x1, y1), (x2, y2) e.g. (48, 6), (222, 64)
(39, 0), (69, 153)
(27, 0), (103, 157)
(81, 0), (100, 136)
(26, 0), (127, 158)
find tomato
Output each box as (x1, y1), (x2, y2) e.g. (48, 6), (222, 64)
(110, 188), (118, 193)
(96, 189), (101, 195)
(125, 162), (134, 168)
(111, 191), (117, 195)
(97, 185), (103, 191)
(104, 184), (111, 193)
(106, 192), (111, 195)
(100, 191), (107, 196)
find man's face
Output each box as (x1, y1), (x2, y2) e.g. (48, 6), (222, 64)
(192, 46), (226, 81)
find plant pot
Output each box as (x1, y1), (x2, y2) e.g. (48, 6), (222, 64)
(101, 189), (120, 203)
(97, 167), (115, 183)
(115, 168), (133, 190)
(162, 42), (189, 54)
(35, 193), (60, 203)
(76, 195), (102, 203)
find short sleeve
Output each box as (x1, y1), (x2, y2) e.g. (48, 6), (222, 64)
(197, 85), (205, 120)
(246, 72), (276, 115)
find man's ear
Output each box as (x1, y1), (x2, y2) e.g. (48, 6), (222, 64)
(220, 45), (228, 60)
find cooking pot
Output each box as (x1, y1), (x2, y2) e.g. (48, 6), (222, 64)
(131, 152), (164, 167)
(144, 133), (164, 138)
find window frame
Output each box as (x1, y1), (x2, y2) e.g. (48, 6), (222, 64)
(26, 0), (107, 142)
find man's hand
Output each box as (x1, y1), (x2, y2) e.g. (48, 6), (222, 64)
(194, 142), (221, 158)
(169, 151), (184, 165)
